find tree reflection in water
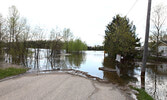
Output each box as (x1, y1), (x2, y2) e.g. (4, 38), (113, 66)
(66, 53), (86, 69)
(45, 50), (86, 70)
(2, 50), (167, 100)
(141, 73), (145, 89)
(4, 49), (86, 70)
(3, 49), (29, 67)
(103, 57), (167, 100)
(102, 57), (138, 85)
(144, 64), (167, 100)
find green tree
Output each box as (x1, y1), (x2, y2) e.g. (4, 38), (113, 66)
(68, 38), (87, 53)
(104, 15), (140, 59)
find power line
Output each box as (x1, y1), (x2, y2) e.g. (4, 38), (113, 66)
(126, 0), (139, 16)
(136, 16), (146, 25)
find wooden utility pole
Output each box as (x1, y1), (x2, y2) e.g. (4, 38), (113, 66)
(141, 0), (152, 76)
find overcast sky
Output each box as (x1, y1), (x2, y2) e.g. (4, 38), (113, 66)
(0, 0), (167, 46)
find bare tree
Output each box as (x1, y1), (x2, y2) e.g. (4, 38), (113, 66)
(5, 5), (32, 64)
(62, 28), (73, 53)
(31, 26), (45, 41)
(151, 4), (166, 57)
(49, 28), (63, 56)
(7, 5), (20, 43)
(31, 26), (45, 61)
(162, 33), (167, 41)
(0, 14), (3, 41)
(19, 18), (30, 42)
(0, 14), (7, 42)
(0, 14), (4, 53)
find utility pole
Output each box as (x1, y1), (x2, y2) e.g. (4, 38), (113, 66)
(141, 0), (152, 76)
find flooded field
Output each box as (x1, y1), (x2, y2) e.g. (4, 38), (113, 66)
(1, 49), (167, 100)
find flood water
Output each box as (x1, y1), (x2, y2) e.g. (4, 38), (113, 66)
(1, 49), (167, 100)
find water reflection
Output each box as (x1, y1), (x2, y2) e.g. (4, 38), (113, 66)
(1, 49), (167, 100)
(102, 57), (138, 85)
(24, 49), (86, 71)
(4, 50), (29, 67)
(143, 64), (167, 100)
(141, 73), (145, 89)
(67, 53), (86, 68)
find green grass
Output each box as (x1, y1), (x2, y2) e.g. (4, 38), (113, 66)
(130, 86), (154, 100)
(0, 67), (27, 79)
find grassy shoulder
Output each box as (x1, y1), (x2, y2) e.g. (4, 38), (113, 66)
(130, 86), (153, 100)
(0, 67), (28, 79)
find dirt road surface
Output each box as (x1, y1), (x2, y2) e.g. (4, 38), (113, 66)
(0, 73), (128, 100)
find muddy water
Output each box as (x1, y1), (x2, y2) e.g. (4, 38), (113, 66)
(2, 49), (167, 100)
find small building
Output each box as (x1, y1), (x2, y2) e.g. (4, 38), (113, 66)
(158, 41), (167, 57)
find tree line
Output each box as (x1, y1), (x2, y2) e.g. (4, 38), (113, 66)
(0, 5), (87, 57)
(87, 45), (104, 50)
(0, 5), (87, 65)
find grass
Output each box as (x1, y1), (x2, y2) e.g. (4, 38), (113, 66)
(130, 86), (154, 100)
(0, 67), (28, 79)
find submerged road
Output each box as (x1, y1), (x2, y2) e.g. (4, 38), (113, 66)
(0, 73), (128, 100)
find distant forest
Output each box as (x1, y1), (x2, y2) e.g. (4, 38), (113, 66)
(1, 40), (104, 50)
(87, 45), (104, 50)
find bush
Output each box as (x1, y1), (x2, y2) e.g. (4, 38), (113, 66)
(67, 39), (87, 53)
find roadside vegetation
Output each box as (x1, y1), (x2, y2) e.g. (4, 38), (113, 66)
(130, 86), (153, 100)
(0, 67), (28, 79)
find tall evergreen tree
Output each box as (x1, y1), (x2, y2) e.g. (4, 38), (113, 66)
(104, 15), (140, 59)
